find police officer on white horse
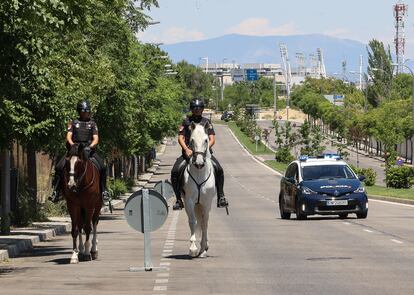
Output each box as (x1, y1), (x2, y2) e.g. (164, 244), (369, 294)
(171, 98), (229, 210)
(49, 100), (108, 202)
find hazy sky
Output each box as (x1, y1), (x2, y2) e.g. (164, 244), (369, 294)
(139, 0), (414, 57)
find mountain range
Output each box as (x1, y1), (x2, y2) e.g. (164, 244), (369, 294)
(161, 34), (369, 76)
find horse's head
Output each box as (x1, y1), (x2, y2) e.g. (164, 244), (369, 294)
(189, 121), (210, 169)
(66, 143), (88, 192)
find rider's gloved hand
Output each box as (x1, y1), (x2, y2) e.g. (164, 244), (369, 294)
(185, 147), (193, 158)
(84, 146), (91, 158)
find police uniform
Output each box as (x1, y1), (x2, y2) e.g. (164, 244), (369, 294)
(52, 118), (107, 198)
(171, 115), (225, 206)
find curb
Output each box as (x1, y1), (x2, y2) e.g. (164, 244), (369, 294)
(0, 221), (70, 262)
(369, 195), (414, 206)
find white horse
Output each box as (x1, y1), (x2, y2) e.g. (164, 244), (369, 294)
(182, 121), (216, 258)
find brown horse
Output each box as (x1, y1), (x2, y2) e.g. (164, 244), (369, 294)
(62, 144), (103, 263)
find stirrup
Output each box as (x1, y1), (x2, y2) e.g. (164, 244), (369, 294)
(102, 191), (110, 201)
(48, 191), (61, 203)
(217, 196), (228, 208)
(173, 199), (184, 210)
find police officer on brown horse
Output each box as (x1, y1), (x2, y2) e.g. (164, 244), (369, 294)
(171, 98), (229, 210)
(49, 100), (108, 202)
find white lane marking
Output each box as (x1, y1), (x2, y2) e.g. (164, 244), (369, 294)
(160, 262), (171, 266)
(156, 279), (169, 284)
(226, 127), (282, 176)
(343, 222), (350, 225)
(391, 239), (403, 244)
(157, 273), (170, 277)
(370, 199), (414, 208)
(153, 286), (167, 291)
(363, 229), (373, 233)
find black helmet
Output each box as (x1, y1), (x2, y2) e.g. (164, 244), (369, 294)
(190, 98), (205, 110)
(77, 100), (91, 113)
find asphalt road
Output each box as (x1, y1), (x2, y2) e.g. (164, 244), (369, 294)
(2, 124), (414, 294)
(257, 120), (386, 185)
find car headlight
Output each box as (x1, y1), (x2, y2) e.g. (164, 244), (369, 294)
(353, 185), (365, 193)
(302, 186), (317, 195)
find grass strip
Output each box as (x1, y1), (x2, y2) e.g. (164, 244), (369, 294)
(225, 121), (274, 155)
(264, 160), (288, 174)
(367, 185), (414, 200)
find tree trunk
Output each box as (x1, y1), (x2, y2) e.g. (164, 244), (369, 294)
(1, 149), (11, 234)
(26, 143), (37, 212)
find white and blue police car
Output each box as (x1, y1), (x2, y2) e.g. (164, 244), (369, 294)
(278, 154), (368, 220)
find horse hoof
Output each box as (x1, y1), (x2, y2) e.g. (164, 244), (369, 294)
(82, 254), (92, 261)
(199, 251), (207, 258)
(91, 251), (98, 260)
(189, 249), (198, 257)
(70, 258), (79, 264)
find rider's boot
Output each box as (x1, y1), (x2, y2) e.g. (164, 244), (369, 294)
(100, 169), (109, 201)
(48, 175), (62, 203)
(215, 169), (228, 208)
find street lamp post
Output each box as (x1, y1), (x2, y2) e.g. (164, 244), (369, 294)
(349, 71), (368, 112)
(144, 55), (168, 67)
(274, 72), (277, 118)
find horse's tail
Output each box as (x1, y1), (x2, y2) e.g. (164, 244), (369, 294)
(194, 203), (203, 238)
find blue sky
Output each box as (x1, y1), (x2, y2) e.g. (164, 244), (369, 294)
(139, 0), (414, 57)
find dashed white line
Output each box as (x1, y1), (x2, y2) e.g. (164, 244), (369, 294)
(363, 229), (373, 233)
(156, 279), (169, 284)
(391, 239), (403, 244)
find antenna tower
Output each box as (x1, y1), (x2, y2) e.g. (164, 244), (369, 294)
(394, 2), (408, 74)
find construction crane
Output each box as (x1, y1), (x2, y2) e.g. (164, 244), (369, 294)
(279, 43), (292, 121)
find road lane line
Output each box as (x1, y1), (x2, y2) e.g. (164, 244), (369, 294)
(363, 229), (373, 233)
(391, 239), (403, 244)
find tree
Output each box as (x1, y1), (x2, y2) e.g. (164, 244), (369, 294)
(367, 39), (393, 107)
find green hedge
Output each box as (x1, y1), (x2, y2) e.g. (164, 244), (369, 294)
(107, 178), (128, 199)
(349, 165), (377, 186)
(386, 166), (414, 188)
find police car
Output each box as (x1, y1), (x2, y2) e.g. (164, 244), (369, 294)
(278, 154), (368, 220)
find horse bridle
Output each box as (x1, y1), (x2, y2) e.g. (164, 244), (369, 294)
(68, 155), (96, 193)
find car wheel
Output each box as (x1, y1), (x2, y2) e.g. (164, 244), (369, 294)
(339, 213), (348, 219)
(279, 195), (291, 220)
(356, 211), (368, 219)
(295, 201), (307, 220)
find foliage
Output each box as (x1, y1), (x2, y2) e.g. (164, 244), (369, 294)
(367, 39), (393, 107)
(386, 166), (414, 189)
(349, 165), (377, 186)
(275, 147), (294, 163)
(107, 178), (128, 199)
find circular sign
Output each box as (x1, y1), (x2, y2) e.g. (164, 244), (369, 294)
(254, 135), (260, 141)
(124, 189), (168, 233)
(154, 180), (175, 201)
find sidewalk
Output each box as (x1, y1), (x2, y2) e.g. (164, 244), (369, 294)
(0, 143), (169, 263)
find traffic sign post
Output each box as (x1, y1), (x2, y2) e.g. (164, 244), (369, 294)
(245, 69), (258, 81)
(154, 180), (175, 201)
(254, 135), (260, 152)
(124, 188), (169, 272)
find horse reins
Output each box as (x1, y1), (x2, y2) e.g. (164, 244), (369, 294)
(187, 164), (212, 204)
(73, 160), (96, 193)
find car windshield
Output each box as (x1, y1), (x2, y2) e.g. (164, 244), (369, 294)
(301, 165), (356, 181)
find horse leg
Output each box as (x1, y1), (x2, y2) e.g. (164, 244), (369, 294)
(199, 207), (210, 258)
(67, 203), (80, 264)
(184, 201), (198, 257)
(91, 210), (100, 260)
(82, 209), (94, 261)
(78, 229), (84, 255)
